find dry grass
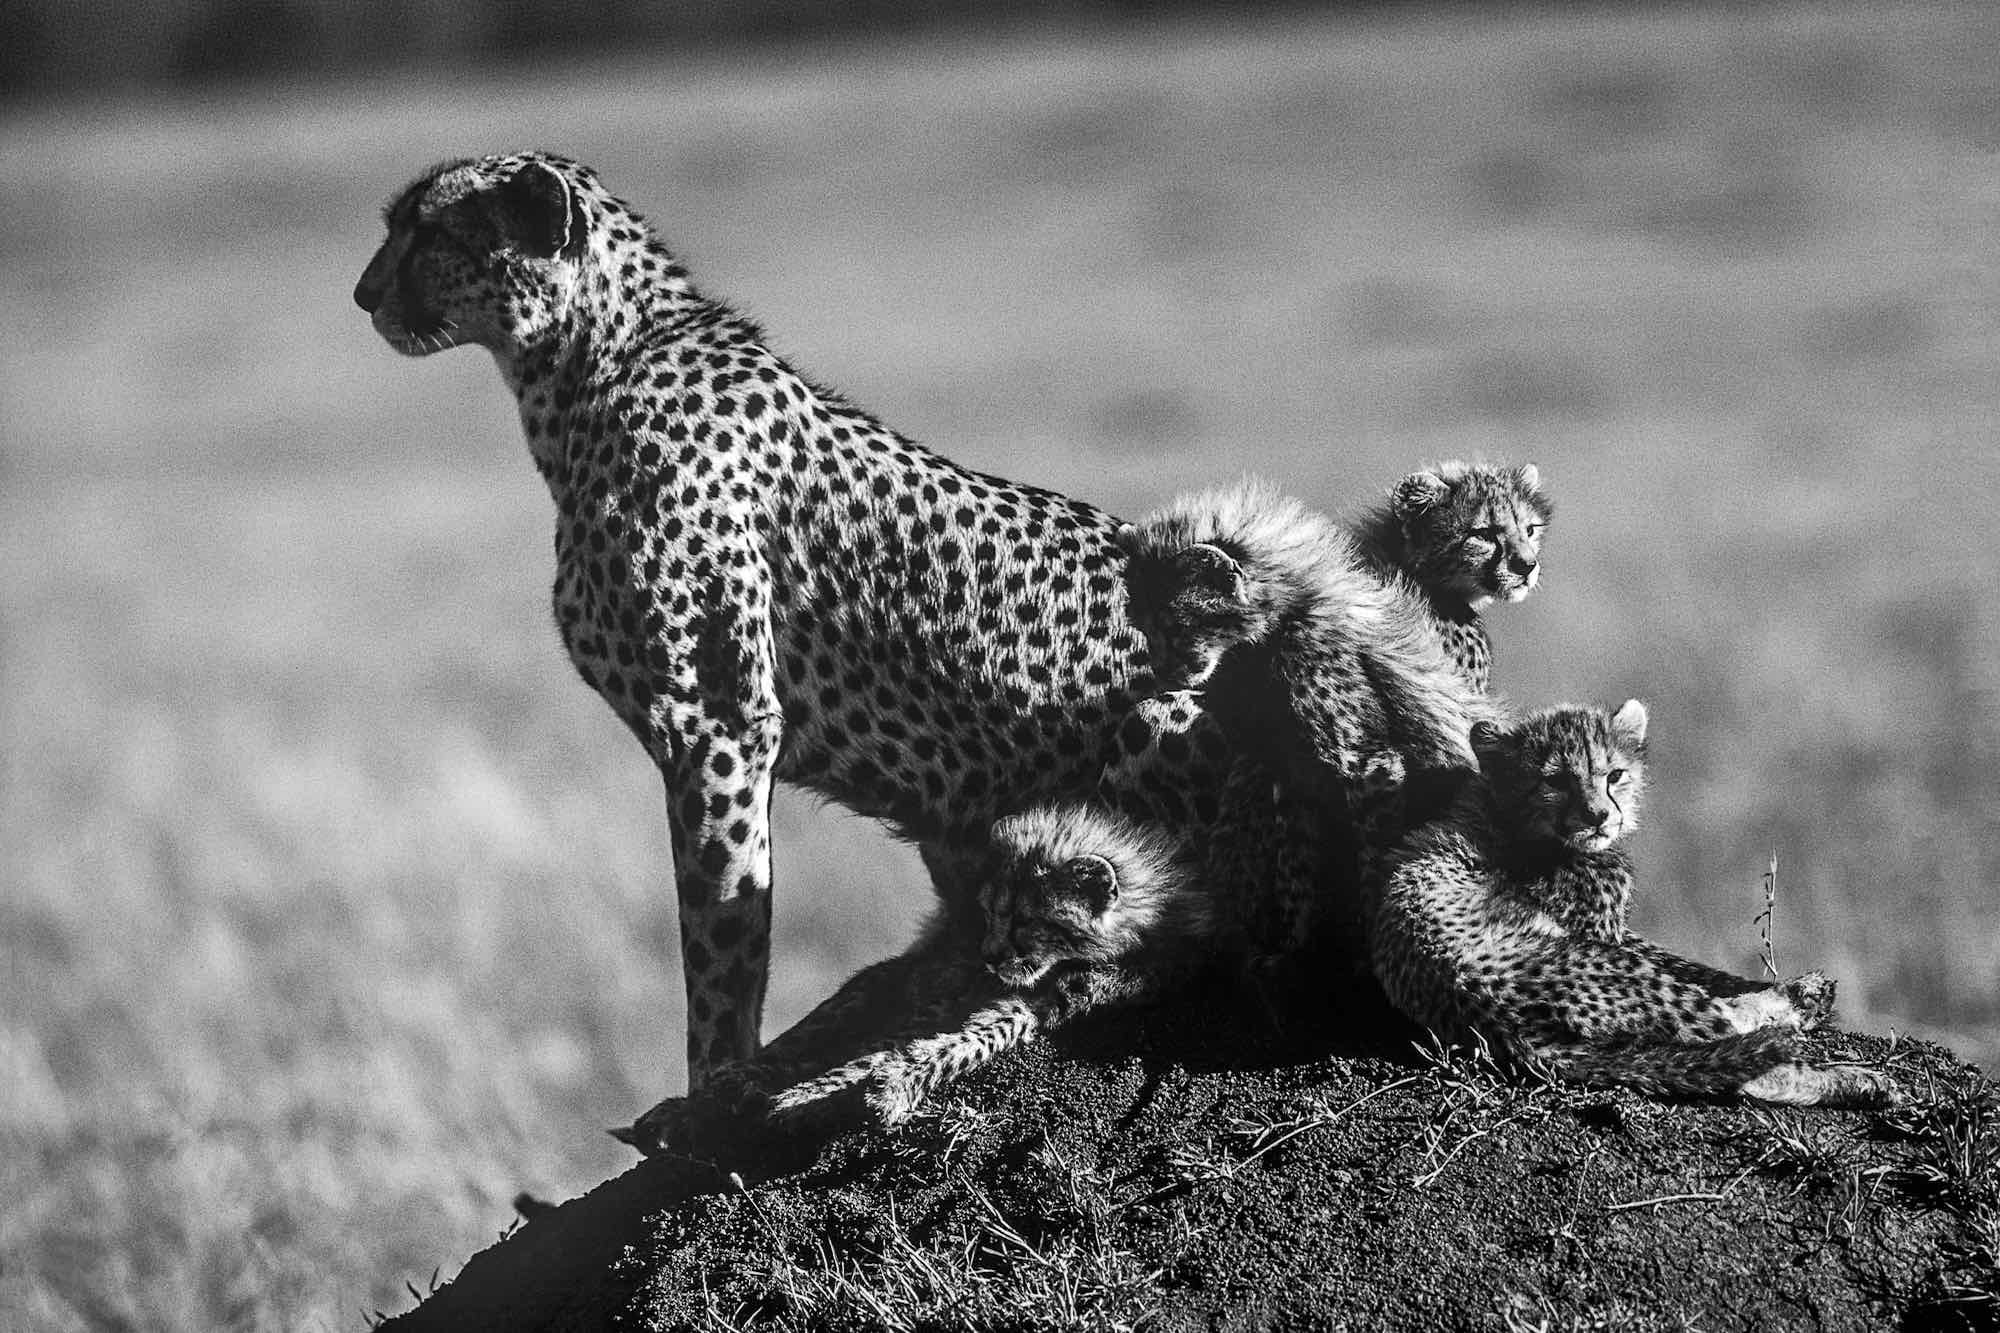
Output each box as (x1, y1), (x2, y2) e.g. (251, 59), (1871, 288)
(2, 4), (1996, 1327)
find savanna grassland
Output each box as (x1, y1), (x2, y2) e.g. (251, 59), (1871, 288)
(3, 5), (1997, 1328)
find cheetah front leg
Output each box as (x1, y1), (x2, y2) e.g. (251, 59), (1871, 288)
(660, 711), (786, 1090)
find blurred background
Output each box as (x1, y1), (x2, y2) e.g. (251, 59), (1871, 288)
(3, 1), (1995, 1327)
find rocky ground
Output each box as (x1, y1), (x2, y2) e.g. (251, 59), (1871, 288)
(380, 967), (1996, 1332)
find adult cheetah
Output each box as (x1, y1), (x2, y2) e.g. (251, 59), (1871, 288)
(355, 152), (1183, 1128)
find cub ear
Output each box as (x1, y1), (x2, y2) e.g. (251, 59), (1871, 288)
(1469, 719), (1507, 767)
(497, 160), (576, 259)
(1517, 462), (1554, 518)
(1113, 522), (1144, 556)
(1610, 698), (1649, 747)
(1391, 470), (1451, 523)
(1066, 854), (1120, 914)
(1174, 543), (1246, 604)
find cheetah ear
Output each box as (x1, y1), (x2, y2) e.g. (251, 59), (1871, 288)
(1113, 522), (1144, 556)
(1469, 720), (1508, 768)
(497, 160), (577, 260)
(1610, 699), (1649, 748)
(1067, 854), (1120, 913)
(1517, 462), (1554, 518)
(1175, 543), (1245, 604)
(1391, 470), (1451, 522)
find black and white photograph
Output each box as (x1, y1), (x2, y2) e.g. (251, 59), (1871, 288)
(4, 1), (1996, 1328)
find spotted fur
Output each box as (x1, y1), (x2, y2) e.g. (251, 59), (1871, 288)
(1117, 479), (1498, 785)
(1353, 460), (1551, 693)
(1470, 699), (1647, 940)
(1116, 479), (1506, 956)
(766, 800), (1226, 1126)
(357, 153), (1180, 1123)
(1375, 703), (1896, 1107)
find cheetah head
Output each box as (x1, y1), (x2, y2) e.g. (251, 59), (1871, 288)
(1117, 534), (1263, 690)
(1472, 698), (1647, 852)
(1392, 461), (1552, 612)
(354, 154), (590, 359)
(977, 802), (1182, 988)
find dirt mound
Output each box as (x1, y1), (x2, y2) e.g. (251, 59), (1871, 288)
(383, 973), (1996, 1331)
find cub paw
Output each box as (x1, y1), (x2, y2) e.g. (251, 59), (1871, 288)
(1826, 1066), (1900, 1109)
(861, 1058), (926, 1128)
(1779, 971), (1838, 1030)
(1719, 972), (1836, 1035)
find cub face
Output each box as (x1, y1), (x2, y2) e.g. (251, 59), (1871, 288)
(1473, 699), (1648, 851)
(975, 850), (1121, 988)
(1117, 535), (1261, 690)
(353, 155), (586, 358)
(1393, 462), (1552, 610)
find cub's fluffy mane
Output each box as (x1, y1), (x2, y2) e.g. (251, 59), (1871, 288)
(1127, 477), (1502, 768)
(989, 802), (1210, 953)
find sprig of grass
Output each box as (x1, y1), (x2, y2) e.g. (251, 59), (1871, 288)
(1755, 853), (1780, 981)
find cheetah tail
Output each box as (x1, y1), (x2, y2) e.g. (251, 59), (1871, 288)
(1543, 1027), (1801, 1098)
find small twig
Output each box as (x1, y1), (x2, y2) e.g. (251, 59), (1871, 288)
(1608, 1162), (1758, 1213)
(1755, 853), (1780, 980)
(1605, 1190), (1729, 1212)
(1235, 1076), (1422, 1171)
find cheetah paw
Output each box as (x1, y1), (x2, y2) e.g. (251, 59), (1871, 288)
(1779, 971), (1838, 1030)
(612, 1095), (694, 1157)
(1741, 1061), (1899, 1109)
(860, 1060), (928, 1128)
(1719, 971), (1837, 1034)
(613, 1064), (775, 1156)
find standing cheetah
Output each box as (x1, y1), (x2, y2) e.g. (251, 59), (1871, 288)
(355, 153), (1190, 1129)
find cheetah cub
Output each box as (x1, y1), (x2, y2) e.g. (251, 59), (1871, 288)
(767, 802), (1220, 1126)
(1375, 702), (1896, 1106)
(1118, 478), (1495, 787)
(1352, 460), (1551, 694)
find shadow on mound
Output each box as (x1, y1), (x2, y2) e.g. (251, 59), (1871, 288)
(382, 968), (1996, 1332)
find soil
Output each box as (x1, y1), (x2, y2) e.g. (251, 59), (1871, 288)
(382, 967), (1995, 1332)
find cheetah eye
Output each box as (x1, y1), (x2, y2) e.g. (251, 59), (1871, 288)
(1525, 523), (1544, 538)
(1606, 768), (1626, 784)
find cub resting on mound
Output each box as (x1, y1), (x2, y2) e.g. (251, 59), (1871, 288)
(1123, 474), (1895, 1106)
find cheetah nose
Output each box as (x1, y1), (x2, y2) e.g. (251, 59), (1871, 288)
(1586, 805), (1611, 828)
(353, 275), (382, 314)
(1508, 554), (1537, 579)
